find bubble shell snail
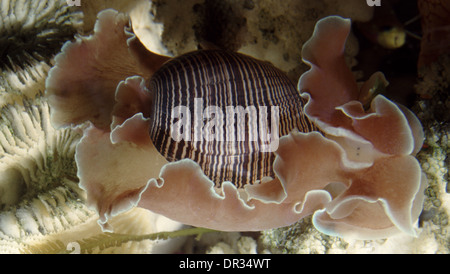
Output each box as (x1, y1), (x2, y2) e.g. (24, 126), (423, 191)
(147, 49), (316, 187)
(46, 9), (426, 239)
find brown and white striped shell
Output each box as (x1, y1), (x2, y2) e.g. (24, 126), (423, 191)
(148, 49), (315, 187)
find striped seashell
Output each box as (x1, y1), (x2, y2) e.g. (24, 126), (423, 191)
(149, 50), (315, 187)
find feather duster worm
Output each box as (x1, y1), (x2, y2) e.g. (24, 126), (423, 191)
(45, 9), (426, 239)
